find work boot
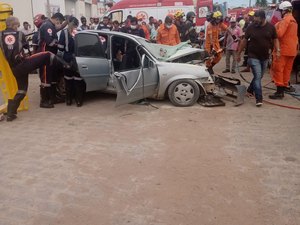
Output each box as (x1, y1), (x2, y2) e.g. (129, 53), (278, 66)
(50, 84), (65, 105)
(6, 99), (18, 122)
(40, 87), (54, 108)
(65, 79), (73, 106)
(269, 86), (284, 99)
(74, 81), (86, 107)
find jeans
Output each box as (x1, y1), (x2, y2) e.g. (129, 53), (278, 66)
(247, 58), (269, 101)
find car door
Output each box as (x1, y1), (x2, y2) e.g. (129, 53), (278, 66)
(114, 51), (159, 106)
(75, 32), (110, 92)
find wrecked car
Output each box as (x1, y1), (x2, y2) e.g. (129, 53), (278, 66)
(74, 30), (242, 107)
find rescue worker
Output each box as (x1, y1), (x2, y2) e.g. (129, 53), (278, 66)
(182, 11), (198, 43)
(121, 17), (145, 38)
(269, 1), (299, 99)
(58, 17), (86, 107)
(32, 14), (47, 53)
(0, 17), (69, 121)
(174, 11), (185, 41)
(205, 11), (228, 74)
(96, 16), (112, 31)
(38, 13), (68, 108)
(156, 15), (180, 46)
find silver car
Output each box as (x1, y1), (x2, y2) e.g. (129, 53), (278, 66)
(75, 30), (215, 107)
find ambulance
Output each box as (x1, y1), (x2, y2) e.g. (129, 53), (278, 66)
(104, 0), (213, 28)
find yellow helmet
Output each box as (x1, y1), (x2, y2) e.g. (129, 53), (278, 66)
(213, 11), (222, 19)
(248, 11), (255, 16)
(174, 10), (185, 19)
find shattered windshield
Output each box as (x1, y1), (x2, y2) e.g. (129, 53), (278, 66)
(138, 39), (192, 61)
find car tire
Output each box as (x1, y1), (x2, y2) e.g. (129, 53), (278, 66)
(168, 79), (200, 107)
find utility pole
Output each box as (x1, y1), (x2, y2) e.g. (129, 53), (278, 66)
(249, 0), (252, 7)
(46, 0), (51, 18)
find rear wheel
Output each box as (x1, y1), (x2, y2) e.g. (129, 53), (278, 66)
(168, 80), (200, 107)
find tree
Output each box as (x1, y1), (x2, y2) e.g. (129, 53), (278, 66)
(255, 0), (268, 7)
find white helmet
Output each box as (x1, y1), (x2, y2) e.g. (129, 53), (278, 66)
(279, 1), (292, 11)
(230, 17), (236, 23)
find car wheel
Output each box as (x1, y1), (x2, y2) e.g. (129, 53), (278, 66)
(168, 80), (200, 107)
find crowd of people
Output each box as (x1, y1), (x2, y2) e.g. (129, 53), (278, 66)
(0, 1), (298, 121)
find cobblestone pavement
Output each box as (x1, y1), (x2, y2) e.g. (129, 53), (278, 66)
(0, 61), (300, 225)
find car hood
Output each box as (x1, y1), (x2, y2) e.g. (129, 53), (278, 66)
(165, 47), (204, 62)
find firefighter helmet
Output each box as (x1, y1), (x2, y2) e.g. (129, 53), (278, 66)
(248, 11), (255, 16)
(279, 1), (293, 11)
(174, 11), (185, 19)
(212, 11), (222, 19)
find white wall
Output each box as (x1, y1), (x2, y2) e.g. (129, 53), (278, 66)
(3, 0), (34, 26)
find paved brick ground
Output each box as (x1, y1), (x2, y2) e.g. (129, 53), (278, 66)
(0, 61), (300, 225)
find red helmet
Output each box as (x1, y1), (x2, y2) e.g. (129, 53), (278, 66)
(34, 14), (46, 28)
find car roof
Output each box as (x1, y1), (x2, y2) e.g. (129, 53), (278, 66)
(77, 30), (145, 43)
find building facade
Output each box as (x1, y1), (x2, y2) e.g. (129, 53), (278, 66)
(3, 0), (111, 27)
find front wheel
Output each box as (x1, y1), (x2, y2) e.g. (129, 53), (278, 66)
(168, 80), (200, 107)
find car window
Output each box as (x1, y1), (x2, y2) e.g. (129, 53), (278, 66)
(111, 36), (141, 71)
(76, 33), (105, 58)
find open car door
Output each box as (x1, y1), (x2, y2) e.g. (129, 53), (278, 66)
(75, 32), (110, 92)
(114, 53), (159, 106)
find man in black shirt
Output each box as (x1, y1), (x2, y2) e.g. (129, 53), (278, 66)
(237, 10), (280, 107)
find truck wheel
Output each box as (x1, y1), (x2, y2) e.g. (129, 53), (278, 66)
(168, 80), (200, 107)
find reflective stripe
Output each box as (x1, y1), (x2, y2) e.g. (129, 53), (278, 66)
(64, 76), (73, 80)
(49, 39), (57, 47)
(64, 29), (69, 52)
(17, 90), (27, 94)
(57, 44), (64, 49)
(74, 77), (83, 81)
(41, 83), (51, 87)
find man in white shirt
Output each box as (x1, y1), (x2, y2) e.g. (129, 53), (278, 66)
(20, 21), (33, 36)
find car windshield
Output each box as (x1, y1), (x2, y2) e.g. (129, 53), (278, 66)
(137, 38), (192, 61)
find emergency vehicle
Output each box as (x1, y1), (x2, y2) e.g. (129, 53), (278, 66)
(105, 0), (213, 27)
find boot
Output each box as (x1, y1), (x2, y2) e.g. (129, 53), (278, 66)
(74, 80), (85, 107)
(6, 99), (18, 122)
(50, 84), (65, 105)
(269, 86), (284, 99)
(40, 87), (54, 108)
(65, 79), (73, 106)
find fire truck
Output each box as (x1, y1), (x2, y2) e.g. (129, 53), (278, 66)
(105, 0), (213, 28)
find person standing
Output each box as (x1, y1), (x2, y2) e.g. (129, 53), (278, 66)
(223, 17), (242, 74)
(205, 11), (228, 74)
(79, 16), (89, 30)
(96, 16), (112, 31)
(121, 17), (145, 38)
(182, 11), (198, 43)
(0, 17), (69, 121)
(269, 1), (299, 99)
(58, 17), (86, 107)
(38, 13), (67, 108)
(20, 21), (33, 36)
(237, 10), (280, 107)
(156, 15), (180, 46)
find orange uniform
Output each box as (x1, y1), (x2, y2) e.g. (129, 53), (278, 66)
(156, 24), (180, 46)
(205, 22), (227, 67)
(271, 13), (299, 87)
(141, 24), (150, 40)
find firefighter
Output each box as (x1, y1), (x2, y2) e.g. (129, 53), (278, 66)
(156, 15), (180, 46)
(174, 11), (185, 41)
(269, 1), (299, 99)
(0, 17), (69, 121)
(182, 11), (198, 43)
(205, 11), (228, 74)
(38, 13), (68, 108)
(58, 17), (86, 107)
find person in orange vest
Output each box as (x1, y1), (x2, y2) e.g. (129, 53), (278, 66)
(269, 1), (299, 99)
(205, 11), (228, 74)
(156, 15), (180, 46)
